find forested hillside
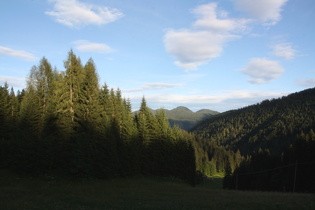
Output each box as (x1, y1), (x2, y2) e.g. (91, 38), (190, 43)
(163, 106), (219, 131)
(191, 88), (315, 156)
(135, 106), (218, 131)
(2, 50), (313, 192)
(190, 88), (315, 192)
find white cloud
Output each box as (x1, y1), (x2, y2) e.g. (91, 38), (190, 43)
(124, 83), (182, 92)
(192, 3), (250, 32)
(46, 0), (123, 28)
(240, 58), (285, 84)
(234, 0), (288, 25)
(271, 43), (297, 60)
(125, 90), (285, 112)
(297, 78), (315, 87)
(73, 40), (114, 53)
(0, 75), (26, 88)
(0, 46), (38, 61)
(164, 30), (236, 71)
(164, 2), (249, 71)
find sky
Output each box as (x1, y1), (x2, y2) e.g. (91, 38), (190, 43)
(0, 0), (314, 112)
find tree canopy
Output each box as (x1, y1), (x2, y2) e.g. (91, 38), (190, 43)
(0, 51), (197, 184)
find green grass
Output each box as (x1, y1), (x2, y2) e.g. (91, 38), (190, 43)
(0, 170), (314, 210)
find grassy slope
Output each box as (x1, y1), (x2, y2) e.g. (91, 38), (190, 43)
(0, 170), (314, 210)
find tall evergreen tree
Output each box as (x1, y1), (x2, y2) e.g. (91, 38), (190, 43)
(135, 97), (158, 143)
(155, 109), (172, 140)
(120, 98), (137, 142)
(80, 58), (101, 132)
(5, 87), (19, 140)
(0, 83), (11, 140)
(26, 57), (54, 139)
(19, 78), (40, 139)
(55, 50), (84, 138)
(98, 84), (111, 138)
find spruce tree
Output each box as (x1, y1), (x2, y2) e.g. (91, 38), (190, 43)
(155, 109), (172, 140)
(98, 84), (111, 138)
(0, 83), (11, 140)
(136, 97), (158, 143)
(80, 58), (101, 132)
(55, 50), (84, 138)
(6, 87), (19, 139)
(27, 57), (54, 139)
(120, 98), (137, 142)
(18, 79), (40, 139)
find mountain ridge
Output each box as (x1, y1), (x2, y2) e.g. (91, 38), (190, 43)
(134, 106), (219, 131)
(191, 87), (315, 155)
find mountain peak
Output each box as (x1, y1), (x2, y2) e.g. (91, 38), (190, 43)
(196, 109), (220, 115)
(172, 106), (193, 113)
(162, 106), (219, 130)
(134, 106), (219, 131)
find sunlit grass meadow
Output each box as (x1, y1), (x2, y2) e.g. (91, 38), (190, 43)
(0, 170), (314, 210)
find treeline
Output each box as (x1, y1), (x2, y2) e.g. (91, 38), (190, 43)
(191, 87), (315, 191)
(193, 137), (243, 177)
(0, 51), (196, 183)
(224, 131), (315, 192)
(191, 87), (315, 156)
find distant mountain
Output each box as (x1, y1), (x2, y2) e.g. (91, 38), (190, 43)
(135, 106), (219, 131)
(191, 87), (315, 156)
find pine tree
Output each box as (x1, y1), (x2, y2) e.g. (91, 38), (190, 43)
(18, 80), (40, 139)
(6, 87), (19, 138)
(120, 98), (137, 142)
(26, 57), (54, 139)
(135, 97), (158, 143)
(98, 84), (111, 138)
(0, 83), (11, 140)
(80, 58), (101, 133)
(155, 109), (172, 140)
(55, 50), (84, 138)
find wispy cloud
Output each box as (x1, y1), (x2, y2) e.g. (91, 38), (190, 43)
(0, 75), (26, 88)
(73, 40), (114, 53)
(46, 0), (124, 28)
(124, 83), (182, 93)
(271, 43), (297, 60)
(143, 91), (283, 104)
(126, 90), (286, 112)
(297, 78), (315, 87)
(0, 46), (38, 61)
(240, 58), (285, 84)
(233, 0), (288, 25)
(164, 2), (250, 71)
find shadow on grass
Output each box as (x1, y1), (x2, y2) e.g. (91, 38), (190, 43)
(0, 170), (314, 210)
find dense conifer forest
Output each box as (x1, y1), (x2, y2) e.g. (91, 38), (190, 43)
(191, 88), (315, 192)
(191, 88), (315, 156)
(0, 51), (237, 185)
(0, 51), (199, 183)
(1, 50), (314, 192)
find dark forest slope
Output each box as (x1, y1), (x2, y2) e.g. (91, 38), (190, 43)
(191, 87), (315, 155)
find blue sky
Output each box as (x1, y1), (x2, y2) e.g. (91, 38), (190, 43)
(0, 0), (314, 112)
